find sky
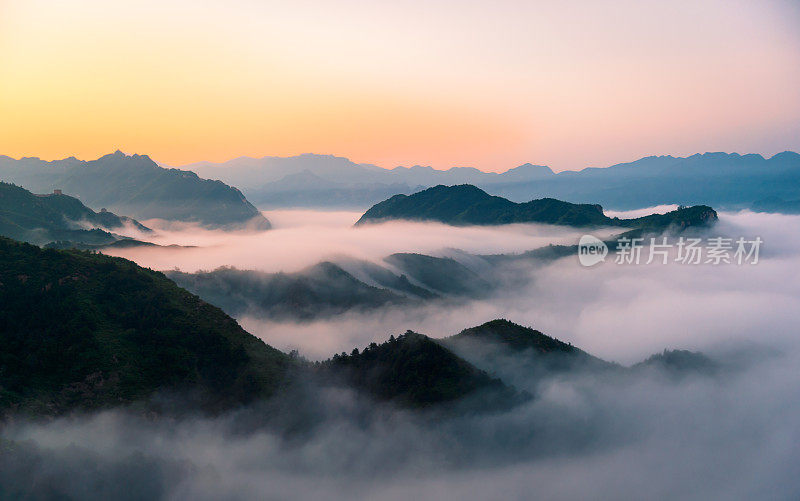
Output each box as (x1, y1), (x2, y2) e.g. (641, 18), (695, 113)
(1, 0), (799, 172)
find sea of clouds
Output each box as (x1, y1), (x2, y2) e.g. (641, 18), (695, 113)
(5, 208), (798, 500)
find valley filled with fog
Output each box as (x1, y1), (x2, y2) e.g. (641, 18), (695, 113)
(4, 1), (799, 497)
(107, 208), (800, 362)
(6, 206), (797, 500)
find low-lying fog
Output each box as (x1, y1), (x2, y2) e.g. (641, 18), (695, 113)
(107, 209), (621, 274)
(4, 344), (798, 500)
(109, 208), (799, 364)
(12, 207), (797, 500)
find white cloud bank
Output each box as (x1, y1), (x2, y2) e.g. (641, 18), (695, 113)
(10, 208), (795, 499)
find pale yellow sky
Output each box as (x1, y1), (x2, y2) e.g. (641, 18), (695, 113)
(1, 0), (798, 171)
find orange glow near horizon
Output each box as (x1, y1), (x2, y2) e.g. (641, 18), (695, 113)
(1, 0), (799, 172)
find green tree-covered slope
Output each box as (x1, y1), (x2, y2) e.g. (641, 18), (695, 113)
(0, 237), (288, 416)
(321, 330), (521, 408)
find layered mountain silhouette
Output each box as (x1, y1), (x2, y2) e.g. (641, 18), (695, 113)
(166, 253), (494, 321)
(0, 151), (270, 229)
(493, 151), (800, 211)
(383, 252), (491, 296)
(249, 168), (421, 208)
(183, 154), (559, 208)
(185, 153), (554, 191)
(0, 235), (723, 418)
(356, 184), (717, 229)
(169, 200), (717, 323)
(7, 150), (793, 215)
(0, 182), (151, 247)
(181, 151), (800, 211)
(167, 262), (413, 321)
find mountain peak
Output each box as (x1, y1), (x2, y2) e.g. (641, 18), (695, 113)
(97, 150), (151, 162)
(324, 330), (516, 407)
(501, 163), (555, 180)
(508, 163), (554, 173)
(634, 349), (718, 375)
(769, 151), (800, 162)
(451, 319), (577, 354)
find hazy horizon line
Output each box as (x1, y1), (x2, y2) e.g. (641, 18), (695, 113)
(4, 149), (799, 176)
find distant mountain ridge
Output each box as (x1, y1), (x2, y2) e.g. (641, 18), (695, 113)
(184, 153), (555, 188)
(356, 184), (717, 229)
(495, 151), (800, 210)
(0, 151), (270, 228)
(182, 153), (553, 208)
(180, 151), (800, 211)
